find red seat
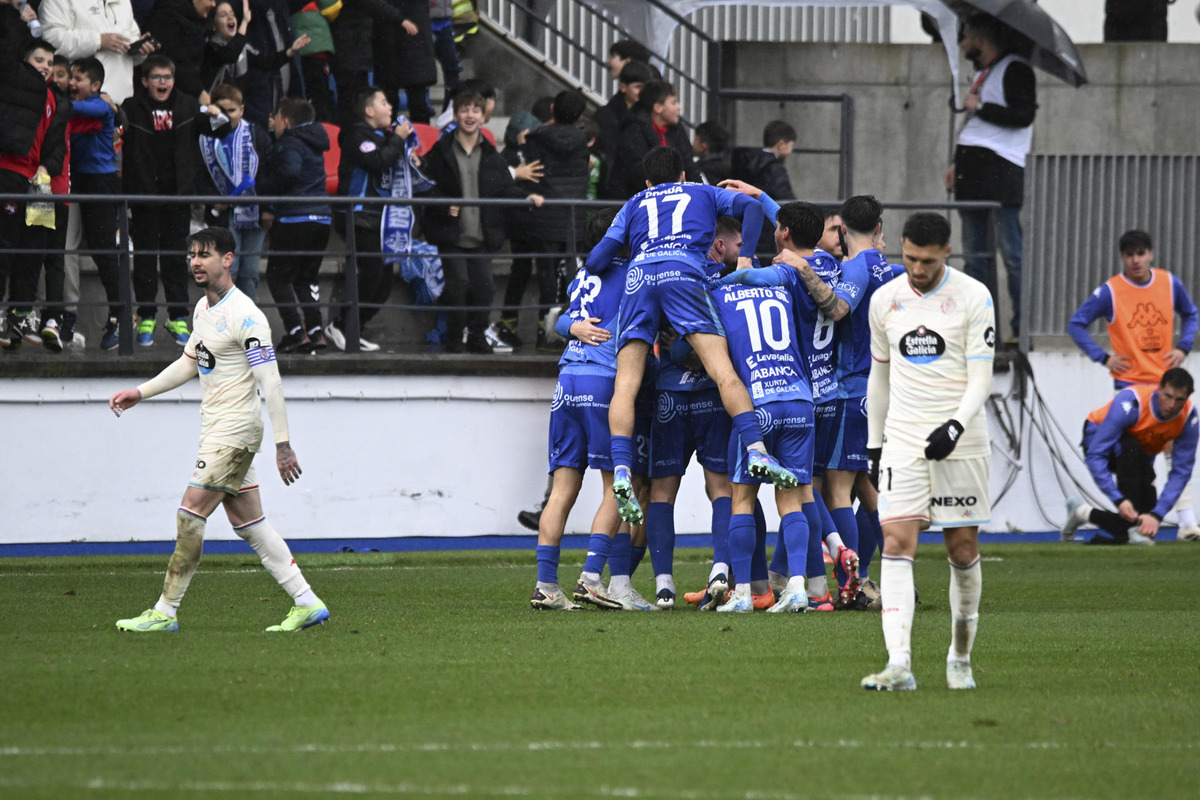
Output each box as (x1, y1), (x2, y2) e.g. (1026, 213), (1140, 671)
(481, 126), (496, 146)
(320, 122), (341, 195)
(412, 122), (440, 155)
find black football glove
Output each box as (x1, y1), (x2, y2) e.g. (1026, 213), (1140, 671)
(924, 419), (965, 461)
(866, 447), (882, 490)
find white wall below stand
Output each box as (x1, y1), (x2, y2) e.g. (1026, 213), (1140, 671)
(1, 351), (1197, 545)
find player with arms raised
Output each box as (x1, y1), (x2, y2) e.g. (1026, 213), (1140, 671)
(110, 227), (328, 633)
(587, 146), (794, 530)
(862, 213), (994, 691)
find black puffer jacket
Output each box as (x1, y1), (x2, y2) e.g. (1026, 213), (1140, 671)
(729, 147), (795, 201)
(330, 0), (405, 75)
(337, 120), (406, 228)
(0, 10), (55, 160)
(150, 0), (211, 99)
(522, 122), (590, 244)
(259, 121), (332, 218)
(610, 106), (698, 200)
(420, 133), (529, 251)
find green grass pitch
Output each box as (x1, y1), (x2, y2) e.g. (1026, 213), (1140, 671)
(1, 543), (1198, 799)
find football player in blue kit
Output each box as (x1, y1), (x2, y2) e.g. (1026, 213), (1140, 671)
(532, 209), (634, 611)
(586, 148), (798, 596)
(709, 201), (840, 612)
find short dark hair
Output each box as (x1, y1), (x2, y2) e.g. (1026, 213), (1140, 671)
(352, 87), (383, 121)
(552, 90), (586, 125)
(454, 90), (487, 114)
(1162, 367), (1195, 396)
(902, 212), (952, 248)
(210, 83), (243, 107)
(763, 120), (796, 148)
(715, 215), (741, 239)
(618, 60), (657, 87)
(637, 80), (676, 113)
(642, 146), (684, 187)
(52, 54), (69, 69)
(776, 202), (825, 250)
(963, 13), (1006, 47)
(839, 195), (883, 236)
(23, 40), (54, 61)
(609, 39), (652, 64)
(579, 115), (600, 146)
(585, 207), (619, 250)
(72, 56), (105, 86)
(186, 226), (236, 257)
(531, 95), (555, 124)
(1119, 229), (1153, 254)
(454, 79), (495, 104)
(277, 96), (315, 126)
(694, 120), (729, 154)
(141, 54), (175, 75)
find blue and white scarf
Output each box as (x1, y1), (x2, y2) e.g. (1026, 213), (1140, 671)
(381, 116), (441, 300)
(198, 121), (259, 229)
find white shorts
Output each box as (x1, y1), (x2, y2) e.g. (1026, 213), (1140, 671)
(877, 452), (990, 529)
(188, 442), (259, 496)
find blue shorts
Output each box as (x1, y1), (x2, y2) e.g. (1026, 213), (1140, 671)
(811, 400), (839, 477)
(633, 360), (656, 475)
(547, 370), (614, 473)
(727, 399), (814, 486)
(827, 396), (869, 472)
(649, 388), (730, 478)
(617, 262), (724, 349)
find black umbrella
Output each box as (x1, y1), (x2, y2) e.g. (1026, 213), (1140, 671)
(942, 0), (1088, 87)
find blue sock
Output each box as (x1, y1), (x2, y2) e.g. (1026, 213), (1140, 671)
(858, 506), (881, 577)
(813, 493), (837, 546)
(646, 502), (676, 577)
(610, 435), (635, 472)
(536, 545), (559, 585)
(711, 496), (732, 567)
(582, 533), (612, 576)
(781, 511), (810, 579)
(802, 502), (827, 579)
(830, 506), (860, 552)
(769, 528), (788, 575)
(630, 545), (648, 575)
(730, 411), (765, 448)
(727, 514), (756, 586)
(609, 532), (632, 577)
(751, 509), (769, 583)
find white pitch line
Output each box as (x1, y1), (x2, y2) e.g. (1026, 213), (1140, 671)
(0, 563), (528, 579)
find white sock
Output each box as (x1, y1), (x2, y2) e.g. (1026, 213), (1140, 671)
(535, 580), (560, 593)
(1178, 508), (1198, 528)
(881, 556), (916, 671)
(154, 598), (178, 618)
(785, 575), (806, 594)
(710, 562), (730, 582)
(656, 573), (676, 594)
(294, 589), (320, 607)
(807, 574), (829, 599)
(235, 517), (310, 599)
(608, 575), (632, 595)
(732, 583), (751, 599)
(746, 441), (765, 454)
(825, 532), (845, 553)
(161, 510), (206, 608)
(580, 570), (602, 585)
(948, 557), (982, 662)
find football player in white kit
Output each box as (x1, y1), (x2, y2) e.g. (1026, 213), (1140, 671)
(861, 213), (994, 691)
(110, 227), (329, 633)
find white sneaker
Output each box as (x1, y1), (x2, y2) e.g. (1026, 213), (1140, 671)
(1179, 524), (1200, 542)
(1061, 498), (1090, 542)
(716, 592), (753, 613)
(862, 663), (917, 691)
(542, 306), (564, 343)
(946, 660), (976, 690)
(1127, 529), (1155, 546)
(324, 322), (346, 351)
(766, 589), (808, 613)
(65, 331), (86, 350)
(358, 335), (381, 352)
(609, 586), (656, 611)
(530, 586), (581, 611)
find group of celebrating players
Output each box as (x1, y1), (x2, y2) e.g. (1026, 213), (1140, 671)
(532, 145), (998, 691)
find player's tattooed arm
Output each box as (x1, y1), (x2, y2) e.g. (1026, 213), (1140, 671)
(774, 250), (850, 320)
(276, 441), (302, 485)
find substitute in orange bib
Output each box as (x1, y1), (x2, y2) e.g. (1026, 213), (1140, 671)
(1062, 369), (1197, 545)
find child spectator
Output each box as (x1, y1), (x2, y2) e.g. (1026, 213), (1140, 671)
(259, 97), (332, 352)
(120, 53), (199, 346)
(611, 79), (698, 200)
(420, 89), (544, 354)
(594, 59), (655, 199)
(730, 119), (796, 255)
(203, 0), (310, 102)
(35, 55), (74, 351)
(693, 120), (731, 186)
(197, 83), (271, 299)
(65, 56), (126, 351)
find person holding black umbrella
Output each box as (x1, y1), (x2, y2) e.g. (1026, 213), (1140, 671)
(944, 12), (1036, 343)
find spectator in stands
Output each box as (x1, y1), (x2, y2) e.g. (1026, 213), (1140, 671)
(373, 0), (437, 125)
(151, 0), (217, 100)
(611, 79), (697, 200)
(0, 37), (72, 350)
(605, 38), (651, 80)
(121, 53), (199, 347)
(242, 0), (298, 128)
(420, 89), (544, 354)
(65, 55), (125, 350)
(429, 0), (461, 112)
(329, 0), (407, 132)
(289, 0), (338, 122)
(260, 97), (332, 352)
(435, 76), (495, 131)
(594, 59), (655, 199)
(197, 83), (271, 299)
(945, 12), (1036, 340)
(328, 86), (410, 352)
(203, 1), (310, 101)
(692, 120), (731, 185)
(34, 55), (75, 352)
(39, 0), (152, 104)
(731, 119), (796, 256)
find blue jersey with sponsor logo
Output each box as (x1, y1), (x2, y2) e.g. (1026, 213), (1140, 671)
(712, 266), (815, 407)
(558, 257), (630, 373)
(836, 249), (901, 399)
(590, 183), (762, 278)
(801, 251), (843, 404)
